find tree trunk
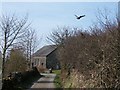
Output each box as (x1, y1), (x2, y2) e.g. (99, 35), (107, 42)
(2, 49), (6, 83)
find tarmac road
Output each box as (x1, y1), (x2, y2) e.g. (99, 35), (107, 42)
(30, 73), (56, 89)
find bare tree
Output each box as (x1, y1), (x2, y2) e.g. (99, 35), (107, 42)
(19, 28), (38, 69)
(0, 14), (29, 79)
(47, 26), (73, 46)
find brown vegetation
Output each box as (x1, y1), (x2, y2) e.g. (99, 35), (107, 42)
(48, 16), (120, 88)
(4, 47), (28, 78)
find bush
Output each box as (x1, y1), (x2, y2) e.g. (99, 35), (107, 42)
(49, 17), (120, 88)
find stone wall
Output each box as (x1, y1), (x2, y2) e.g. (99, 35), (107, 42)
(46, 49), (60, 70)
(33, 57), (46, 68)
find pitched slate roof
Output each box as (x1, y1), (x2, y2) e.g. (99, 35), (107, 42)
(33, 45), (57, 57)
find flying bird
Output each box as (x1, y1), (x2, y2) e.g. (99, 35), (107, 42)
(75, 15), (85, 19)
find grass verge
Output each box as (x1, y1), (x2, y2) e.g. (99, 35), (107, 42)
(52, 70), (62, 88)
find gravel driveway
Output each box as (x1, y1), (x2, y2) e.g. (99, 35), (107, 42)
(30, 73), (56, 89)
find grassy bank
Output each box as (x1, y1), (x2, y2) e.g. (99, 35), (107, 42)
(52, 70), (62, 88)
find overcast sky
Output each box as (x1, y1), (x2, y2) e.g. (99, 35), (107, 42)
(1, 2), (118, 49)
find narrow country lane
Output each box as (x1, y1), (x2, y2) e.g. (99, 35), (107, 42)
(29, 73), (56, 89)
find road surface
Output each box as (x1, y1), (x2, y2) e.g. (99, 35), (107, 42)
(30, 73), (56, 89)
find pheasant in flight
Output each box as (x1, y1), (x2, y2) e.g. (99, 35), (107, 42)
(75, 15), (85, 19)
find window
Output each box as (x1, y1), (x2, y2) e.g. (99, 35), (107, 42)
(41, 63), (44, 66)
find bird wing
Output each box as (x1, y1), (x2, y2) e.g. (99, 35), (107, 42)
(81, 15), (85, 17)
(75, 15), (78, 18)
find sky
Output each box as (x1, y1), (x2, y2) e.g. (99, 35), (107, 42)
(1, 2), (118, 49)
(1, 0), (120, 2)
